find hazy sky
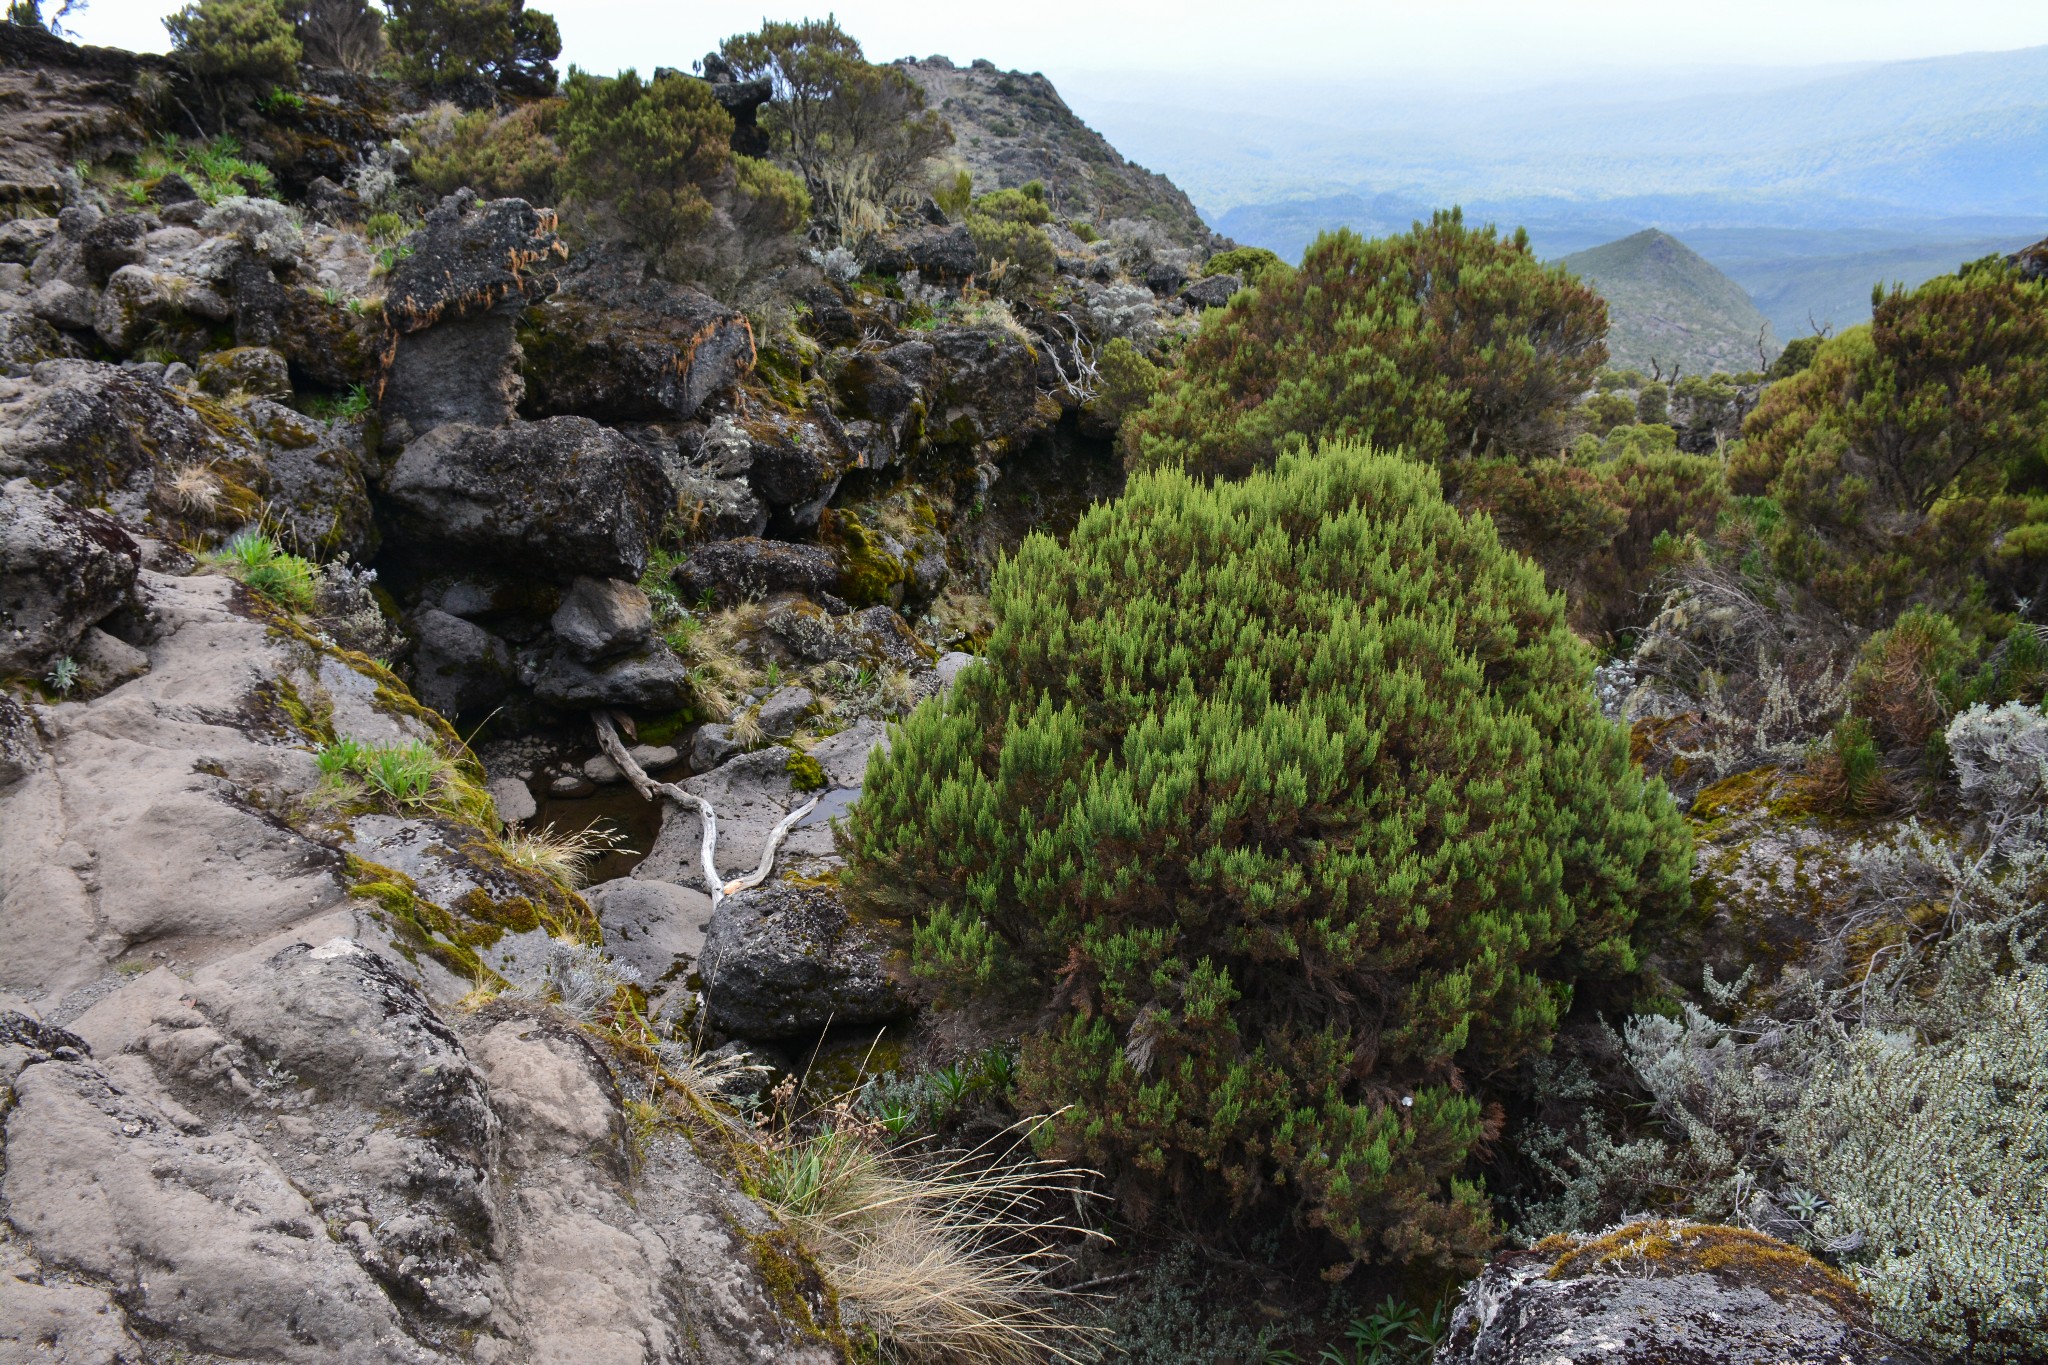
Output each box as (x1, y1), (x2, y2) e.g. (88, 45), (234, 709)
(63, 0), (2048, 86)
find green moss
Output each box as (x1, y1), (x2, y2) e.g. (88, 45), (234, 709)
(785, 750), (827, 792)
(635, 708), (702, 747)
(742, 1227), (860, 1354)
(819, 508), (907, 606)
(1689, 766), (1781, 828)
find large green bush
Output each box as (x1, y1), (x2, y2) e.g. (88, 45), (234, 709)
(385, 0), (560, 95)
(1729, 257), (2048, 627)
(843, 446), (1691, 1267)
(1123, 211), (1608, 481)
(557, 67), (732, 259)
(165, 0), (302, 92)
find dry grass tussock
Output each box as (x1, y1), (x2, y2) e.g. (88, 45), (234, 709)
(668, 603), (765, 720)
(754, 1113), (1107, 1364)
(498, 821), (633, 889)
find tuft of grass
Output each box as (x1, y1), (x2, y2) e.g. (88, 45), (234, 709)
(166, 464), (225, 514)
(499, 821), (633, 889)
(314, 736), (496, 825)
(206, 530), (317, 612)
(753, 1120), (1105, 1365)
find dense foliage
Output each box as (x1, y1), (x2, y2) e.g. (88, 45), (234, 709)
(291, 0), (381, 72)
(385, 0), (560, 95)
(719, 17), (949, 240)
(1123, 211), (1608, 480)
(406, 69), (809, 285)
(843, 446), (1692, 1266)
(164, 0), (302, 91)
(1729, 257), (2048, 627)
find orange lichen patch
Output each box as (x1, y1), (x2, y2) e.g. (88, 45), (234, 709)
(1547, 1220), (1869, 1323)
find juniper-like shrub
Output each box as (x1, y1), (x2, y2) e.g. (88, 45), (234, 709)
(842, 446), (1692, 1267)
(1122, 210), (1608, 481)
(1729, 256), (2048, 627)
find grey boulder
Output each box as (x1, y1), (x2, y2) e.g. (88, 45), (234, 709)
(380, 418), (675, 580)
(0, 478), (139, 676)
(1436, 1227), (1875, 1365)
(586, 877), (714, 983)
(673, 535), (845, 609)
(550, 574), (654, 661)
(409, 607), (517, 717)
(528, 642), (692, 711)
(699, 882), (912, 1039)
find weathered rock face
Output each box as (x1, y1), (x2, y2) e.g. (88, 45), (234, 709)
(520, 245), (756, 423)
(0, 23), (174, 211)
(380, 192), (567, 444)
(673, 536), (848, 609)
(0, 565), (851, 1364)
(380, 418), (675, 580)
(699, 883), (912, 1039)
(1436, 1224), (1876, 1365)
(0, 478), (139, 677)
(897, 57), (1222, 250)
(586, 877), (714, 985)
(0, 359), (255, 509)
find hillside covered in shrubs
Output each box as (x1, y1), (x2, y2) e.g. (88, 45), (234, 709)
(1, 2), (2045, 1363)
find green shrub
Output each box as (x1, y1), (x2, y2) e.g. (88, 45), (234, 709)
(1729, 258), (2048, 627)
(731, 154), (812, 241)
(932, 165), (972, 221)
(1579, 392), (1638, 434)
(1086, 336), (1162, 428)
(842, 445), (1692, 1268)
(1123, 211), (1608, 481)
(557, 67), (731, 260)
(971, 182), (1051, 226)
(1767, 332), (1824, 381)
(1635, 381), (1669, 426)
(720, 17), (950, 231)
(164, 0), (302, 94)
(409, 100), (564, 202)
(385, 0), (559, 94)
(966, 213), (1055, 293)
(1201, 245), (1284, 285)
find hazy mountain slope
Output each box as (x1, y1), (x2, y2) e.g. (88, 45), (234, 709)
(899, 57), (1218, 248)
(1560, 229), (1776, 374)
(1068, 44), (2048, 219)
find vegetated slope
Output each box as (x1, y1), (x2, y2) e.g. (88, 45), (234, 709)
(1561, 229), (1775, 374)
(898, 56), (1218, 248)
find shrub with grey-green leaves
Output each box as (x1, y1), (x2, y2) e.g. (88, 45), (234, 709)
(1948, 701), (2048, 822)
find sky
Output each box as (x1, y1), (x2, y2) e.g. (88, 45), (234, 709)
(63, 0), (2048, 88)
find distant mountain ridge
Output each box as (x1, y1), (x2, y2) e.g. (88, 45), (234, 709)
(1063, 44), (2048, 333)
(1560, 230), (1776, 376)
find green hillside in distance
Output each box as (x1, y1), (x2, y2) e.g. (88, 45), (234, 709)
(1561, 228), (1777, 375)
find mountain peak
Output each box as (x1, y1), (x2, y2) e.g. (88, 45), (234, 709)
(1562, 227), (1777, 374)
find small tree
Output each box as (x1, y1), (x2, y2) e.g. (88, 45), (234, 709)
(165, 0), (302, 94)
(385, 0), (560, 95)
(557, 67), (732, 260)
(6, 0), (84, 36)
(1123, 210), (1608, 482)
(291, 0), (381, 74)
(843, 445), (1692, 1268)
(719, 17), (949, 239)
